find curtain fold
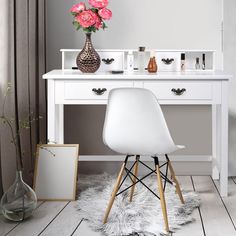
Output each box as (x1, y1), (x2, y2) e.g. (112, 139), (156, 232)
(0, 0), (46, 191)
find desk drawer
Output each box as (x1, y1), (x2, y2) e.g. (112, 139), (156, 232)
(64, 81), (133, 100)
(144, 81), (212, 100)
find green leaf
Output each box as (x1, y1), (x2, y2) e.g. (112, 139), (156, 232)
(83, 27), (92, 33)
(85, 26), (97, 33)
(91, 8), (98, 13)
(102, 22), (108, 30)
(71, 12), (78, 16)
(73, 21), (82, 31)
(73, 21), (78, 26)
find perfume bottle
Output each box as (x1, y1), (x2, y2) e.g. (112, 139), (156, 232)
(181, 53), (185, 71)
(195, 57), (200, 70)
(148, 57), (158, 73)
(127, 50), (134, 72)
(137, 46), (146, 73)
(202, 54), (206, 70)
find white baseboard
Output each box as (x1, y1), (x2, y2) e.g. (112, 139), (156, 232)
(79, 155), (212, 162)
(79, 155), (212, 175)
(78, 155), (212, 175)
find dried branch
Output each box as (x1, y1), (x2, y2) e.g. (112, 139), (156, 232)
(0, 83), (42, 170)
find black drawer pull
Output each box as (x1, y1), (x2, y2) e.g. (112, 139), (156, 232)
(162, 58), (174, 65)
(171, 88), (186, 95)
(102, 58), (115, 64)
(92, 88), (107, 95)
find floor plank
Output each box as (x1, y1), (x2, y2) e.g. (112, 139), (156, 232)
(5, 201), (68, 236)
(232, 177), (236, 185)
(40, 201), (83, 236)
(213, 177), (236, 230)
(192, 176), (236, 236)
(174, 176), (204, 236)
(0, 216), (19, 236)
(73, 219), (102, 236)
(0, 202), (43, 236)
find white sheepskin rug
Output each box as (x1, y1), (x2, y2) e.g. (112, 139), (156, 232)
(77, 173), (200, 236)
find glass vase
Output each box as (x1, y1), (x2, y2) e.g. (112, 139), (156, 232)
(0, 170), (37, 222)
(76, 32), (101, 73)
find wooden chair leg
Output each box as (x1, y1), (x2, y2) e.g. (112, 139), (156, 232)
(129, 156), (139, 202)
(103, 163), (125, 224)
(168, 159), (185, 204)
(156, 164), (170, 233)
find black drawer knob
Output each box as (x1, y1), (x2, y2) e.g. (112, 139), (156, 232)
(162, 58), (174, 65)
(102, 58), (115, 65)
(171, 88), (186, 95)
(92, 88), (107, 95)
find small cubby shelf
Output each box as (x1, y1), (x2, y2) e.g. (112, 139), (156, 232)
(60, 49), (215, 72)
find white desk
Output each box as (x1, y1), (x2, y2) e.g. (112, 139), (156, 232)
(43, 70), (230, 196)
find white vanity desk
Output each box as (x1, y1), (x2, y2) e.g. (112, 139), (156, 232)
(43, 69), (230, 196)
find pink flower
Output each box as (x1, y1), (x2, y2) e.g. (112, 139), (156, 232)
(70, 3), (86, 13)
(98, 8), (112, 20)
(75, 10), (96, 28)
(89, 0), (108, 8)
(94, 19), (102, 29)
(89, 11), (103, 29)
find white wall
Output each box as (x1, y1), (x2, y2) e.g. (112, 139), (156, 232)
(46, 0), (236, 175)
(47, 0), (223, 69)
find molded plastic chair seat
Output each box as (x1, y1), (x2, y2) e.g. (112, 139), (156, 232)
(103, 88), (184, 155)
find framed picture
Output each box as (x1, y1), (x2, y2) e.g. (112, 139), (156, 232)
(33, 144), (79, 201)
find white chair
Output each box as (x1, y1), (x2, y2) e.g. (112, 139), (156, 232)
(102, 88), (185, 233)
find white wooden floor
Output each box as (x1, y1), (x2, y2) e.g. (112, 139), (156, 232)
(1, 176), (236, 236)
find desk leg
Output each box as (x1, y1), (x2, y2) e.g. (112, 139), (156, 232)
(219, 81), (228, 197)
(47, 80), (55, 143)
(212, 105), (220, 180)
(55, 104), (64, 144)
(47, 80), (64, 144)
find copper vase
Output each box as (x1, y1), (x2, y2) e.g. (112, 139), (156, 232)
(76, 33), (101, 73)
(148, 57), (158, 73)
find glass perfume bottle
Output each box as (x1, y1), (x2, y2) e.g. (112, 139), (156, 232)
(181, 53), (185, 71)
(202, 53), (206, 70)
(148, 57), (158, 73)
(137, 46), (146, 73)
(195, 57), (200, 70)
(127, 50), (134, 72)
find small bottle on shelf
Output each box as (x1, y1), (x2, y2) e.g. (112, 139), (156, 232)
(137, 46), (146, 73)
(202, 53), (206, 70)
(195, 57), (201, 70)
(148, 57), (158, 73)
(126, 50), (134, 72)
(181, 53), (185, 71)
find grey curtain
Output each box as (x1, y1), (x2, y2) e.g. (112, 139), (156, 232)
(0, 0), (46, 193)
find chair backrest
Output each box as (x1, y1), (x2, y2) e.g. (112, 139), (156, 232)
(103, 88), (177, 155)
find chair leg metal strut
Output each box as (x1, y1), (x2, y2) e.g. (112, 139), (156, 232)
(103, 154), (184, 232)
(129, 155), (140, 202)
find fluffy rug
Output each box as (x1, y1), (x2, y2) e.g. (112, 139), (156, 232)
(77, 173), (200, 236)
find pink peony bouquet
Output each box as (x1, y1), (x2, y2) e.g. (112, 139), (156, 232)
(70, 0), (112, 33)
